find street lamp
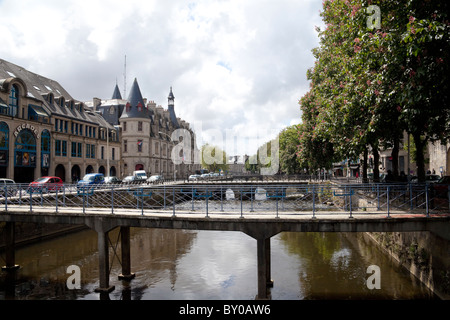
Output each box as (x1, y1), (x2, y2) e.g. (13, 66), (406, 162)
(159, 131), (176, 181)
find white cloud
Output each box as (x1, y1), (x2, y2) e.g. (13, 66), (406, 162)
(0, 0), (323, 156)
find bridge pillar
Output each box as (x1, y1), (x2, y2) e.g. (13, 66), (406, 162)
(256, 237), (272, 300)
(1, 222), (19, 271)
(118, 226), (135, 281)
(94, 231), (115, 293)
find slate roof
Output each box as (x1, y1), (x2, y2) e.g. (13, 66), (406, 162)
(168, 87), (179, 128)
(119, 78), (150, 119)
(0, 58), (108, 126)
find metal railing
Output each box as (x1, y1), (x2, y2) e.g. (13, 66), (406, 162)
(1, 182), (449, 218)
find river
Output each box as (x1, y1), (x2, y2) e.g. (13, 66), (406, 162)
(0, 227), (438, 300)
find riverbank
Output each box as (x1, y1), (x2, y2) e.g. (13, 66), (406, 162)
(363, 231), (450, 300)
(0, 222), (87, 252)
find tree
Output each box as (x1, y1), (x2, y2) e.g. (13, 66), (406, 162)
(300, 0), (449, 182)
(279, 125), (303, 174)
(201, 144), (229, 173)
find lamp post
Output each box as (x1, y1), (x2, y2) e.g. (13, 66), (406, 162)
(159, 131), (176, 181)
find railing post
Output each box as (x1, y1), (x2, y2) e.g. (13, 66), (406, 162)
(164, 185), (166, 209)
(205, 186), (209, 218)
(409, 183), (413, 210)
(55, 186), (58, 213)
(377, 184), (380, 211)
(29, 186), (32, 212)
(240, 187), (244, 218)
(425, 184), (429, 217)
(312, 185), (316, 219)
(172, 186), (176, 217)
(191, 185), (195, 211)
(386, 185), (390, 218)
(250, 186), (254, 212)
(349, 186), (353, 219)
(111, 184), (114, 214)
(220, 185), (224, 212)
(4, 185), (8, 212)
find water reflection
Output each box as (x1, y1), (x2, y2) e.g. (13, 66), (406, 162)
(0, 227), (438, 300)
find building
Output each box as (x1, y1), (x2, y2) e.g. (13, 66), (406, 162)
(0, 59), (120, 183)
(88, 79), (200, 179)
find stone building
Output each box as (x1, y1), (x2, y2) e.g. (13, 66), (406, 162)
(90, 78), (200, 179)
(0, 59), (120, 183)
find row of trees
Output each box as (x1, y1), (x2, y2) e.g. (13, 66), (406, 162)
(295, 0), (449, 182)
(245, 1), (449, 182)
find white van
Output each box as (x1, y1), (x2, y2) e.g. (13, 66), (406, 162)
(133, 170), (148, 181)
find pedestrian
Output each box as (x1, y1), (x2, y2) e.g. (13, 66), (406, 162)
(385, 170), (394, 183)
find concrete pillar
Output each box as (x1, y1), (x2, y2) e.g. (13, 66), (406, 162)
(94, 231), (115, 293)
(118, 226), (135, 281)
(256, 237), (272, 300)
(1, 222), (19, 271)
(265, 238), (273, 287)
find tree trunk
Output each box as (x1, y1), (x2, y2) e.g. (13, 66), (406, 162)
(362, 148), (368, 183)
(391, 136), (400, 179)
(413, 133), (426, 183)
(371, 143), (380, 182)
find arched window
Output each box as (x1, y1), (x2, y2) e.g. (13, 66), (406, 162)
(0, 122), (9, 167)
(41, 130), (51, 168)
(14, 129), (36, 167)
(9, 84), (19, 117)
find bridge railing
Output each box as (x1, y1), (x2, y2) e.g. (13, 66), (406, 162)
(1, 182), (449, 218)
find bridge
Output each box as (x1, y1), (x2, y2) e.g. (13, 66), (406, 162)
(1, 181), (450, 299)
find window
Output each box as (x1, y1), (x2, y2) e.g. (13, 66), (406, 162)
(9, 85), (19, 117)
(137, 140), (143, 152)
(71, 142), (77, 157)
(62, 141), (67, 156)
(124, 140), (127, 153)
(112, 148), (115, 160)
(101, 146), (104, 159)
(86, 144), (91, 158)
(91, 144), (95, 159)
(55, 140), (62, 156)
(77, 143), (82, 158)
(55, 119), (59, 131)
(123, 122), (126, 131)
(138, 121), (143, 131)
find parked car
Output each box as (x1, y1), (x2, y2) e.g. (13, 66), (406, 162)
(147, 175), (164, 184)
(411, 174), (442, 184)
(122, 175), (137, 184)
(0, 178), (18, 197)
(432, 176), (450, 197)
(28, 176), (63, 193)
(77, 173), (105, 190)
(188, 174), (200, 181)
(104, 176), (122, 184)
(133, 170), (148, 182)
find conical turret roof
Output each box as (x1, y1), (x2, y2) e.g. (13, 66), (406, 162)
(120, 78), (149, 119)
(112, 84), (122, 99)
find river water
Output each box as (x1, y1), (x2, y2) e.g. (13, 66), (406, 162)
(0, 227), (438, 300)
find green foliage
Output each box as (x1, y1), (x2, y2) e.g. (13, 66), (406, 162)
(298, 0), (449, 181)
(201, 144), (229, 173)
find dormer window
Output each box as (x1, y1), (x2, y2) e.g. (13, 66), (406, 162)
(126, 102), (131, 112)
(137, 102), (143, 112)
(9, 84), (19, 117)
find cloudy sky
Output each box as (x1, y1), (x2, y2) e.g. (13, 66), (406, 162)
(0, 0), (323, 156)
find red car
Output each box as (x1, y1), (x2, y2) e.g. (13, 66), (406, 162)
(432, 176), (450, 198)
(28, 176), (64, 193)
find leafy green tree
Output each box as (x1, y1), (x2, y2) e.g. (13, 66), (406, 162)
(201, 144), (229, 173)
(299, 0), (449, 182)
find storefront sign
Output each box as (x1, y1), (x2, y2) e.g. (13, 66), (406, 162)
(13, 123), (41, 139)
